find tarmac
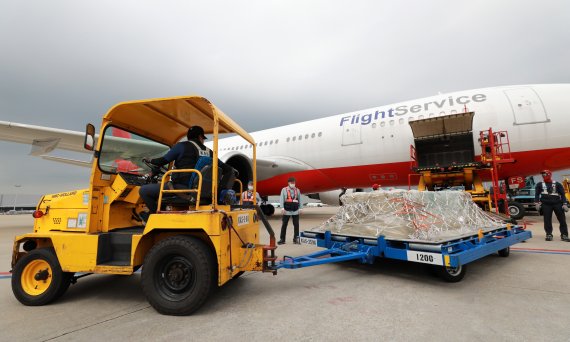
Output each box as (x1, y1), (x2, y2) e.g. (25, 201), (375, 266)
(1, 208), (570, 342)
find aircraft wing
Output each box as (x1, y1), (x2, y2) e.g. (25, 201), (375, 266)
(0, 120), (92, 155)
(0, 121), (169, 169)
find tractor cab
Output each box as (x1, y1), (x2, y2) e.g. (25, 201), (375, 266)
(11, 96), (277, 315)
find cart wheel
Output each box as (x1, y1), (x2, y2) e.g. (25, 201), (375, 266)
(498, 247), (510, 257)
(434, 264), (466, 282)
(12, 248), (72, 306)
(141, 236), (215, 315)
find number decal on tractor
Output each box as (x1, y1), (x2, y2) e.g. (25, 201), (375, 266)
(237, 214), (250, 226)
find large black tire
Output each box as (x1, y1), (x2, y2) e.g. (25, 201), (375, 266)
(498, 247), (510, 257)
(12, 248), (72, 306)
(434, 264), (467, 283)
(141, 236), (215, 316)
(508, 202), (525, 220)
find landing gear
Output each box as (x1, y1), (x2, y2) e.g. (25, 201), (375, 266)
(260, 204), (275, 216)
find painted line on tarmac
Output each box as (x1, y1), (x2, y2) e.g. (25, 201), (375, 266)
(511, 247), (570, 255)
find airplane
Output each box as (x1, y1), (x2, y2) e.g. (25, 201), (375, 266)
(1, 84), (569, 214)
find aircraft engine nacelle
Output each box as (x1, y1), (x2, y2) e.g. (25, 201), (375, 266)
(221, 153), (253, 192)
(308, 189), (361, 206)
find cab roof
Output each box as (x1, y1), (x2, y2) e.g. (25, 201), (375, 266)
(102, 96), (254, 146)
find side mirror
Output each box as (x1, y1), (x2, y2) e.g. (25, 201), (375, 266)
(84, 123), (95, 151)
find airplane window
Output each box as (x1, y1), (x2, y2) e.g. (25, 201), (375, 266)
(372, 123), (377, 128)
(399, 118), (404, 124)
(439, 111), (445, 116)
(389, 120), (394, 126)
(408, 116), (414, 121)
(380, 122), (385, 127)
(390, 134), (394, 138)
(419, 115), (424, 119)
(305, 134), (309, 139)
(429, 113), (434, 117)
(275, 139), (279, 144)
(270, 140), (273, 145)
(450, 110), (457, 114)
(318, 132), (322, 137)
(298, 135), (302, 140)
(311, 133), (315, 138)
(287, 137), (290, 142)
(292, 136), (296, 141)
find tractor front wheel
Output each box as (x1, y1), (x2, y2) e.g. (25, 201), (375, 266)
(12, 248), (72, 306)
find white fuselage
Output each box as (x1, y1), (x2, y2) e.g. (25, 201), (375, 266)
(215, 84), (570, 195)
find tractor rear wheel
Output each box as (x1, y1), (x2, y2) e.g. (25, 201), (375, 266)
(141, 236), (215, 315)
(12, 248), (72, 306)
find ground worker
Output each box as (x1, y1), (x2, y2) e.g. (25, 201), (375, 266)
(241, 180), (261, 207)
(138, 126), (211, 223)
(534, 170), (569, 241)
(278, 177), (302, 245)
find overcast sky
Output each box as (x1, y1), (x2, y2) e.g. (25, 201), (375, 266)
(1, 0), (569, 195)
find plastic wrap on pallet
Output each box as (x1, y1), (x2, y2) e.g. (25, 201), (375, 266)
(312, 190), (504, 241)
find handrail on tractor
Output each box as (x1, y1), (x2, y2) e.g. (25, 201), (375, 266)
(157, 169), (202, 211)
(234, 178), (243, 204)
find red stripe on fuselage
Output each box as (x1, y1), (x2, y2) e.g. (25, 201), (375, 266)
(256, 147), (570, 195)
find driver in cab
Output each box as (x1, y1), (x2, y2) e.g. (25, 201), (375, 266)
(138, 126), (211, 223)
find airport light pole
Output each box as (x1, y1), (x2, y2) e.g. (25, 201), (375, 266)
(13, 184), (22, 211)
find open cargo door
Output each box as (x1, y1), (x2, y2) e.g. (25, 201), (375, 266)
(409, 112), (476, 169)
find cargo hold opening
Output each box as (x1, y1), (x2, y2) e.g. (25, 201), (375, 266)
(409, 112), (476, 169)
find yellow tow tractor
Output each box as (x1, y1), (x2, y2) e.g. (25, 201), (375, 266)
(10, 96), (277, 315)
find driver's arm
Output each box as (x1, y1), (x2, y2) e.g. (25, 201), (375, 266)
(149, 143), (184, 166)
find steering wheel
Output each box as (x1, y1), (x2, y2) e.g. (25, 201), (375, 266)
(142, 158), (168, 183)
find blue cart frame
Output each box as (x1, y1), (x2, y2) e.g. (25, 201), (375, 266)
(276, 225), (532, 282)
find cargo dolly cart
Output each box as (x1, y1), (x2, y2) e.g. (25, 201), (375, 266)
(272, 225), (531, 282)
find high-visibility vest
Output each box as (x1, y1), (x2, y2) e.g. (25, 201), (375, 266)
(539, 182), (562, 204)
(284, 187), (300, 211)
(242, 191), (255, 203)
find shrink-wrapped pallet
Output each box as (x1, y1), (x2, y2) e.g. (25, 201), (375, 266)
(311, 190), (504, 242)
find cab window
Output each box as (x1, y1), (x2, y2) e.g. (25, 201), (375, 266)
(98, 126), (170, 174)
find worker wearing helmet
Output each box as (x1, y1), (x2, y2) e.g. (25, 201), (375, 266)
(278, 177), (303, 245)
(535, 170), (569, 241)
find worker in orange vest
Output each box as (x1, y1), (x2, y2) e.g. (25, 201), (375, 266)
(278, 177), (302, 245)
(241, 181), (261, 207)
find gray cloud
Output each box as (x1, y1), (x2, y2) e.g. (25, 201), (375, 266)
(1, 0), (570, 194)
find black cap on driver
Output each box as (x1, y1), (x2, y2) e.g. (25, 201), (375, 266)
(187, 126), (207, 140)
